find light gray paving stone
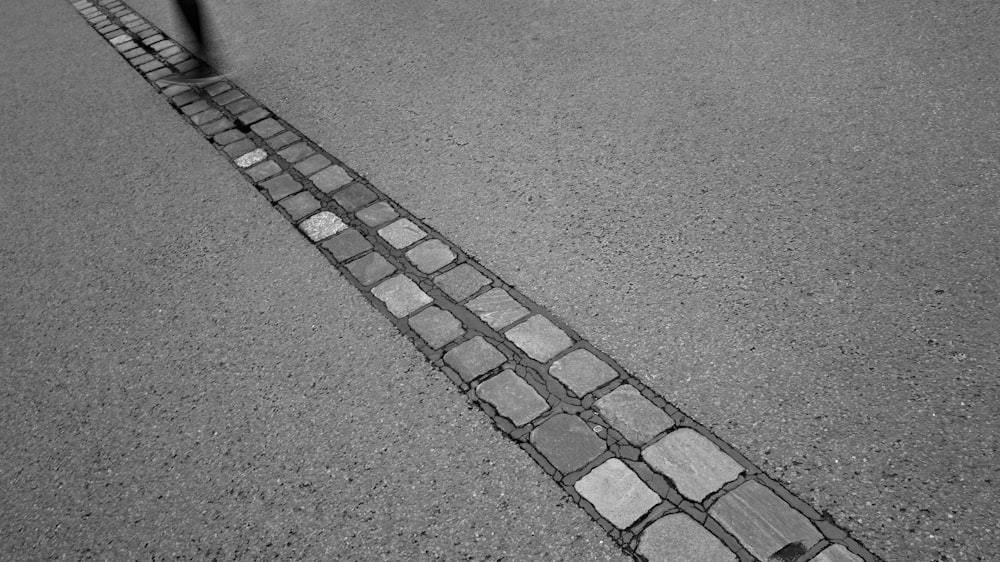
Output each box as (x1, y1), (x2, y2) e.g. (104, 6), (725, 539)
(371, 275), (432, 318)
(405, 239), (456, 274)
(642, 428), (743, 502)
(378, 218), (426, 249)
(310, 164), (353, 194)
(408, 306), (464, 350)
(476, 369), (548, 426)
(443, 336), (506, 382)
(345, 253), (395, 286)
(638, 513), (737, 562)
(549, 349), (617, 396)
(434, 264), (490, 302)
(530, 413), (606, 474)
(466, 288), (529, 330)
(234, 148), (267, 168)
(811, 545), (864, 562)
(709, 480), (823, 562)
(294, 153), (331, 177)
(298, 211), (347, 242)
(505, 315), (572, 363)
(595, 385), (674, 446)
(356, 201), (398, 227)
(574, 458), (660, 529)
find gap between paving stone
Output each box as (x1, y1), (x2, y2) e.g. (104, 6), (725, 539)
(67, 2), (882, 561)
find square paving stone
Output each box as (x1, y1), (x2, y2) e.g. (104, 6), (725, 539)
(311, 165), (354, 194)
(245, 160), (282, 182)
(213, 89), (244, 105)
(405, 239), (456, 274)
(277, 141), (313, 163)
(268, 131), (299, 150)
(574, 458), (660, 529)
(505, 315), (572, 363)
(190, 109), (222, 126)
(278, 191), (321, 221)
(549, 349), (618, 396)
(443, 336), (506, 382)
(709, 481), (822, 562)
(812, 545), (864, 562)
(238, 107), (270, 126)
(333, 182), (378, 212)
(259, 173), (302, 201)
(378, 218), (426, 249)
(408, 306), (464, 350)
(222, 138), (257, 158)
(434, 264), (490, 302)
(299, 211), (347, 242)
(530, 413), (606, 474)
(356, 201), (398, 227)
(595, 385), (674, 446)
(476, 369), (548, 426)
(466, 288), (528, 330)
(642, 428), (743, 503)
(346, 252), (395, 286)
(371, 275), (432, 318)
(250, 117), (284, 138)
(225, 97), (257, 115)
(294, 154), (331, 177)
(637, 513), (737, 562)
(200, 118), (235, 137)
(213, 129), (245, 146)
(321, 228), (372, 262)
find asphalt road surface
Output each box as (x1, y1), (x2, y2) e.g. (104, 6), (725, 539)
(5, 0), (999, 560)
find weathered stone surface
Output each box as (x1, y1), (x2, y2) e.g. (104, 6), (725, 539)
(356, 201), (398, 227)
(709, 481), (823, 562)
(476, 370), (548, 426)
(378, 218), (426, 249)
(333, 182), (378, 212)
(371, 275), (432, 318)
(233, 147), (266, 168)
(299, 211), (347, 241)
(530, 413), (606, 473)
(505, 315), (572, 363)
(278, 191), (320, 221)
(245, 160), (281, 182)
(466, 288), (529, 330)
(310, 165), (353, 193)
(811, 545), (864, 562)
(405, 239), (456, 273)
(574, 458), (660, 529)
(408, 306), (464, 350)
(638, 513), (737, 562)
(259, 173), (302, 201)
(250, 118), (284, 138)
(443, 336), (506, 382)
(595, 385), (674, 446)
(549, 349), (617, 396)
(294, 153), (331, 177)
(345, 252), (395, 286)
(321, 228), (372, 262)
(642, 428), (743, 502)
(434, 264), (490, 302)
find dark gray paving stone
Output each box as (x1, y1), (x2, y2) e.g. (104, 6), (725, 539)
(245, 160), (282, 182)
(476, 369), (548, 427)
(574, 458), (660, 529)
(225, 97), (256, 115)
(443, 336), (506, 382)
(333, 182), (379, 212)
(408, 306), (465, 350)
(180, 100), (210, 116)
(434, 264), (491, 302)
(267, 131), (299, 150)
(278, 191), (320, 221)
(213, 129), (244, 146)
(642, 428), (743, 503)
(530, 413), (606, 473)
(637, 513), (737, 562)
(259, 174), (302, 201)
(505, 315), (572, 363)
(238, 107), (270, 126)
(405, 239), (456, 274)
(345, 252), (395, 286)
(199, 118), (234, 136)
(310, 165), (354, 194)
(294, 154), (331, 177)
(321, 228), (372, 262)
(356, 201), (398, 227)
(709, 480), (823, 561)
(190, 109), (222, 126)
(549, 349), (618, 397)
(278, 142), (313, 164)
(595, 385), (674, 446)
(212, 89), (244, 106)
(466, 288), (529, 330)
(222, 138), (257, 158)
(250, 118), (284, 138)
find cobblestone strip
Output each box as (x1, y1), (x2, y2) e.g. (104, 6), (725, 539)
(68, 1), (882, 560)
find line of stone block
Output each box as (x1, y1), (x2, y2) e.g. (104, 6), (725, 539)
(68, 2), (882, 561)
